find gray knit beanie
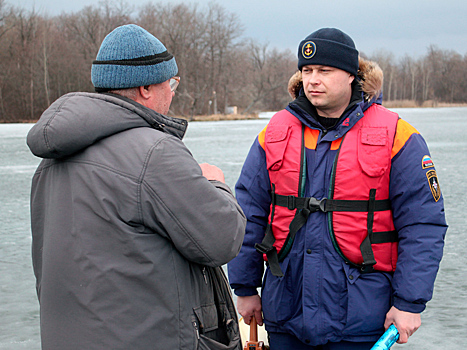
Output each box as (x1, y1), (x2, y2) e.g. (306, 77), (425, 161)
(297, 28), (359, 76)
(91, 24), (178, 92)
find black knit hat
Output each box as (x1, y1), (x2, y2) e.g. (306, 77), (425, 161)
(297, 28), (359, 76)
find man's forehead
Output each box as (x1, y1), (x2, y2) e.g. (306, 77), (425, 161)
(302, 64), (337, 70)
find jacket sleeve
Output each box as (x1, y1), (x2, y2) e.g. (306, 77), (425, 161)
(389, 119), (447, 313)
(139, 135), (246, 267)
(227, 137), (272, 296)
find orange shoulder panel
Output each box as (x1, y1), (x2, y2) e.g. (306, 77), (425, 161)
(258, 125), (267, 149)
(304, 128), (319, 150)
(331, 139), (343, 150)
(391, 119), (420, 158)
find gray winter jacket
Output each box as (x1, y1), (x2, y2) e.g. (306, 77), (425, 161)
(27, 92), (246, 349)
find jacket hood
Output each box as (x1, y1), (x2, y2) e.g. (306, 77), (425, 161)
(287, 57), (384, 102)
(27, 92), (188, 159)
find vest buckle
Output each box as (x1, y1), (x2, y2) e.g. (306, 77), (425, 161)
(308, 197), (327, 213)
(287, 195), (296, 210)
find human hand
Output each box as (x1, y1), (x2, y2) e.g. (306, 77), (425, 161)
(384, 306), (421, 344)
(237, 295), (263, 326)
(199, 163), (225, 183)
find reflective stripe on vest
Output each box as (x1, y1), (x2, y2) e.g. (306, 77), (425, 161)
(256, 104), (399, 277)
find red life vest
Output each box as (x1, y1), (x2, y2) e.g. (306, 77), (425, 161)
(255, 104), (399, 276)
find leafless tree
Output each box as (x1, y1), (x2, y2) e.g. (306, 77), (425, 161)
(1, 1), (467, 123)
(243, 41), (295, 114)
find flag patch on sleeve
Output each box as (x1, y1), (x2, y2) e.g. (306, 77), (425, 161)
(422, 155), (434, 169)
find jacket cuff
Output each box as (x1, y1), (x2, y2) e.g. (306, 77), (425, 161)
(233, 287), (259, 297)
(209, 180), (234, 195)
(393, 296), (426, 313)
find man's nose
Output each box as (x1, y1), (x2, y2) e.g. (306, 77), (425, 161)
(309, 71), (321, 85)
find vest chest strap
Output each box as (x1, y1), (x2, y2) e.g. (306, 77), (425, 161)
(273, 193), (392, 212)
(260, 191), (397, 277)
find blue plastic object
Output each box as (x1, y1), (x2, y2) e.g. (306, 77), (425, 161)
(370, 325), (400, 350)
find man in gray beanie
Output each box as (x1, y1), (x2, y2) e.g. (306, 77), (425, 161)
(228, 27), (446, 349)
(27, 24), (246, 349)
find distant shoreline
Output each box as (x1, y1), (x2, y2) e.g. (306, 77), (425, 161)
(383, 100), (467, 109)
(0, 113), (260, 124)
(176, 101), (467, 121)
(176, 113), (259, 122)
(2, 103), (466, 124)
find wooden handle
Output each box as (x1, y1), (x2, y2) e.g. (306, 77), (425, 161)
(250, 317), (258, 342)
(244, 317), (265, 350)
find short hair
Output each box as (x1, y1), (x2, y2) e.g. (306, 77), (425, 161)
(109, 88), (139, 101)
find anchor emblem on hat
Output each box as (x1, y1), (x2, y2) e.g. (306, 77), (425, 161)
(302, 41), (316, 59)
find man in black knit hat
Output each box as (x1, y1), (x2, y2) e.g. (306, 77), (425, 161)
(228, 27), (447, 349)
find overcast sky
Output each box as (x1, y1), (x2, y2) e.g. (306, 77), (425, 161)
(12, 0), (467, 59)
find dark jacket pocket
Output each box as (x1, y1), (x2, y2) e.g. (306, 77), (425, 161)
(261, 258), (295, 324)
(193, 266), (242, 350)
(197, 333), (241, 350)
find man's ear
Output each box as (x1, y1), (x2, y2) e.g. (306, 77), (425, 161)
(138, 85), (151, 100)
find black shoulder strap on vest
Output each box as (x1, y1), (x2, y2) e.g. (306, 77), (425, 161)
(254, 184), (285, 277)
(254, 193), (313, 277)
(359, 189), (378, 273)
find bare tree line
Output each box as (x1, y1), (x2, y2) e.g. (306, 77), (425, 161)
(1, 0), (466, 122)
(0, 0), (296, 122)
(367, 47), (467, 106)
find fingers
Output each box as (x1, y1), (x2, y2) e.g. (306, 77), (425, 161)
(254, 310), (264, 326)
(237, 295), (263, 326)
(385, 306), (421, 344)
(242, 312), (263, 326)
(396, 323), (420, 344)
(397, 330), (409, 344)
(199, 163), (225, 183)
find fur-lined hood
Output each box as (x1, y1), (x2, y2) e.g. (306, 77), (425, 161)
(288, 57), (383, 102)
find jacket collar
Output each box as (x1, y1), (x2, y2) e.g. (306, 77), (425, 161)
(27, 92), (188, 159)
(105, 93), (187, 140)
(286, 80), (378, 141)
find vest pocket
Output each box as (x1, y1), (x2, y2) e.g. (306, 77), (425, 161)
(265, 125), (291, 171)
(358, 127), (390, 177)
